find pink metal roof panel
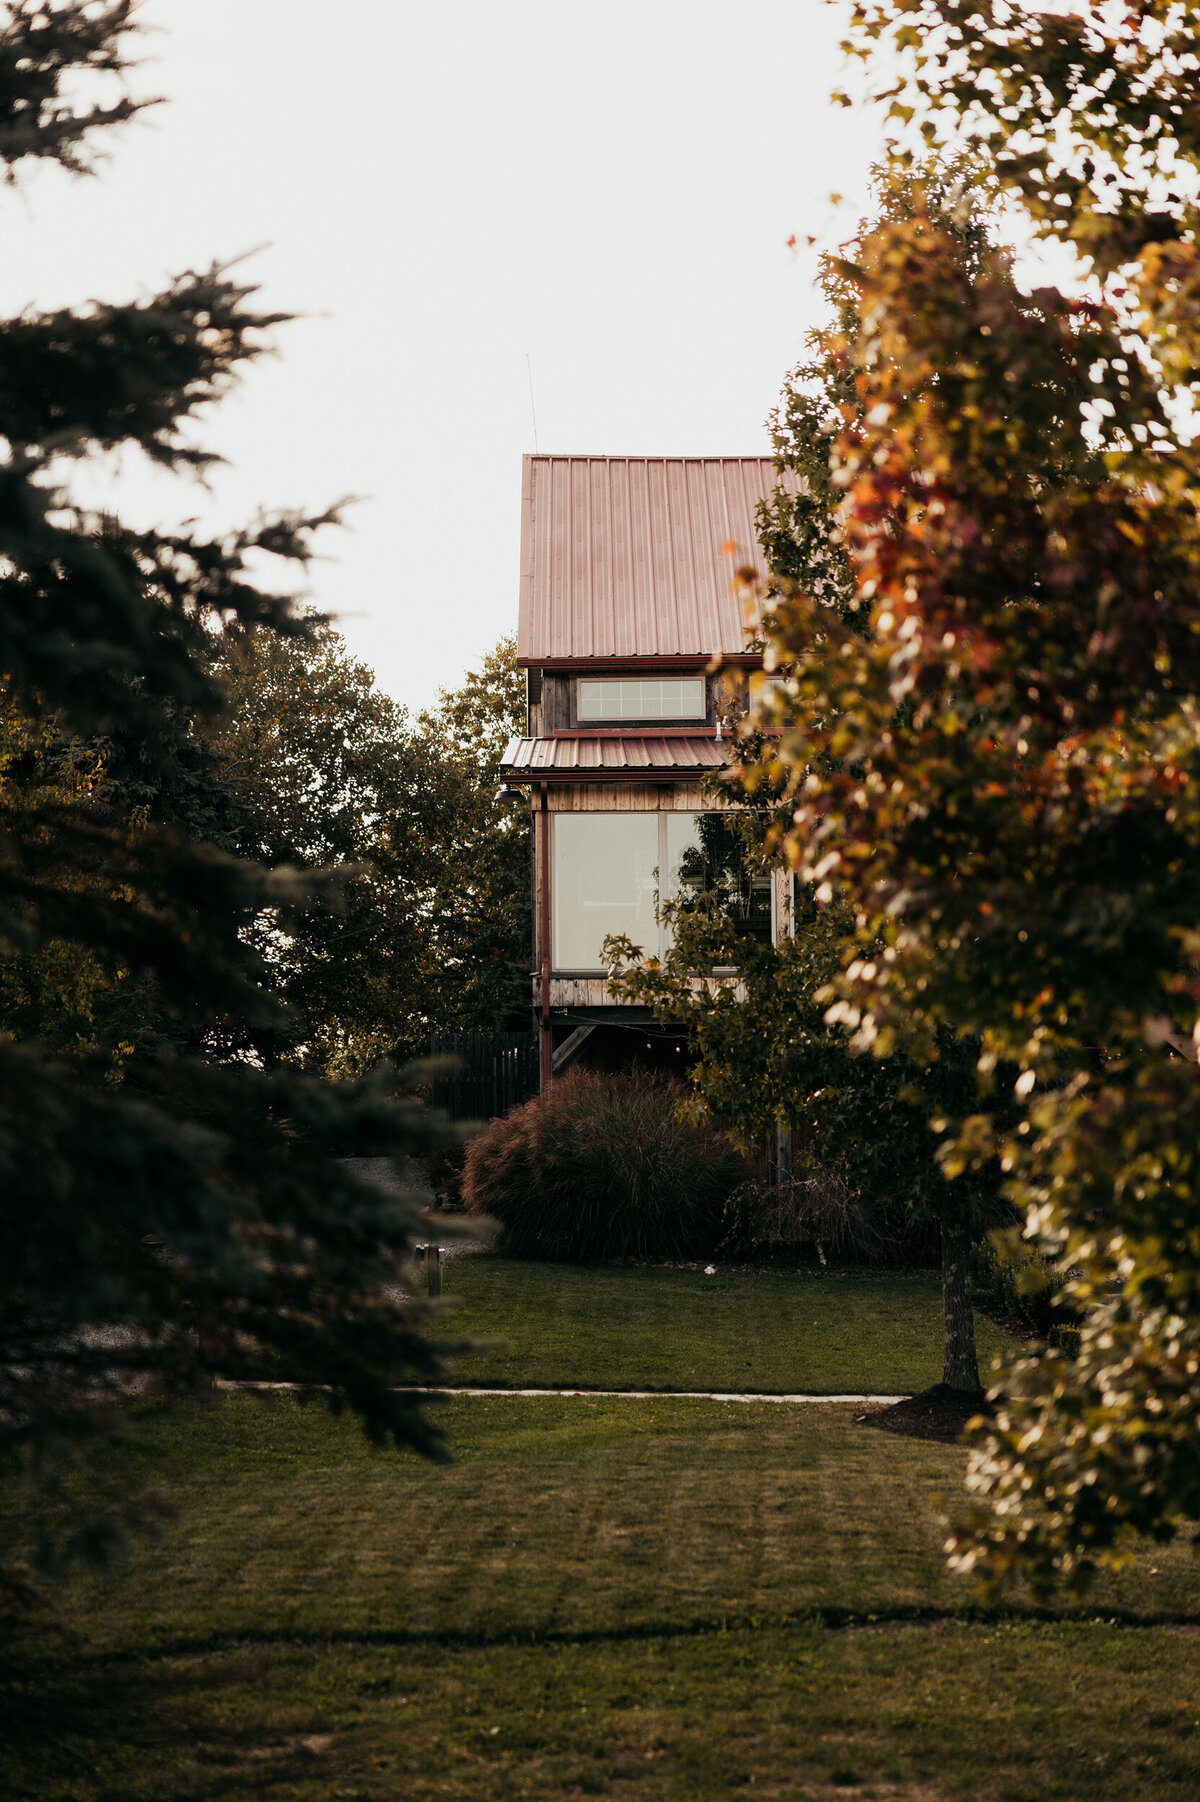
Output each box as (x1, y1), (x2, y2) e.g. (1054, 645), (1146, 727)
(500, 733), (730, 779)
(517, 456), (789, 665)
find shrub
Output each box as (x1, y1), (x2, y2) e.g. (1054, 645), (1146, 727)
(427, 1138), (467, 1209)
(718, 1171), (940, 1267)
(461, 1068), (748, 1263)
(970, 1234), (1078, 1343)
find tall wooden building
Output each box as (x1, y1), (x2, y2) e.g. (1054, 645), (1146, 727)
(498, 455), (792, 1086)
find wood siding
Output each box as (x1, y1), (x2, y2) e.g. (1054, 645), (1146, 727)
(541, 673), (571, 734)
(546, 780), (736, 812)
(548, 977), (617, 1008)
(540, 975), (747, 1009)
(532, 795), (547, 970)
(526, 668), (543, 736)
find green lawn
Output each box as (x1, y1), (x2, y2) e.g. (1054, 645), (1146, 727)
(10, 1622), (1200, 1802)
(5, 1265), (1197, 1800)
(436, 1255), (1013, 1394)
(7, 1388), (1200, 1801)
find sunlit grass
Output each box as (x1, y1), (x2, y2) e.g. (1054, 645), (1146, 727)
(438, 1255), (1014, 1394)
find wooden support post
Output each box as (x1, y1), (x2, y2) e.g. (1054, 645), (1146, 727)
(775, 1121), (793, 1185)
(538, 783), (553, 1089)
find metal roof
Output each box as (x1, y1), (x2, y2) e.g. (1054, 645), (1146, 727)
(500, 733), (730, 781)
(517, 455), (786, 665)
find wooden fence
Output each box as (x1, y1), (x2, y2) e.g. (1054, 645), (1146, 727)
(429, 1031), (539, 1122)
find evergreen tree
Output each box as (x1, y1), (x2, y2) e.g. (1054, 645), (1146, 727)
(0, 1), (456, 1611)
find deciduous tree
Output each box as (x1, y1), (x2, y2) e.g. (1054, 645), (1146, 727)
(201, 629), (530, 1073)
(417, 636), (531, 1037)
(206, 622), (461, 1072)
(609, 181), (1004, 1396)
(752, 0), (1200, 1590)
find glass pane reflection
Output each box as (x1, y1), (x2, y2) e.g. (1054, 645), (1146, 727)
(668, 813), (773, 946)
(552, 812), (658, 969)
(552, 811), (773, 971)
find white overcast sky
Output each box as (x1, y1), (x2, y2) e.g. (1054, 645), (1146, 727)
(1, 0), (885, 713)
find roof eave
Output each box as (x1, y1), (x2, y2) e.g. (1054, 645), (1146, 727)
(498, 768), (734, 785)
(517, 652), (765, 671)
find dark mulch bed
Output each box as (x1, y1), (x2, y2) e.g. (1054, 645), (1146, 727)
(865, 1382), (995, 1444)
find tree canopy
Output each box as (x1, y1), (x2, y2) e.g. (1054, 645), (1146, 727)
(200, 627), (529, 1076)
(417, 636), (531, 1040)
(206, 622), (453, 1074)
(743, 0), (1200, 1591)
(605, 179), (1013, 1399)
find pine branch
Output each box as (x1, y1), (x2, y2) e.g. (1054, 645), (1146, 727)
(0, 1), (158, 178)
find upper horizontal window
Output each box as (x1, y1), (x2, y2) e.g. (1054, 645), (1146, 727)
(577, 677), (706, 722)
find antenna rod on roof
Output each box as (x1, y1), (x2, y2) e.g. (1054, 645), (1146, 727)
(526, 352), (539, 454)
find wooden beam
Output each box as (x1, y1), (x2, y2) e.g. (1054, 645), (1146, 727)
(552, 1022), (596, 1076)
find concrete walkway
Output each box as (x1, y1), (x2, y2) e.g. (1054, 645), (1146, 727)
(400, 1387), (909, 1403)
(218, 1380), (907, 1404)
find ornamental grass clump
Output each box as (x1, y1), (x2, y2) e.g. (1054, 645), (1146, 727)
(462, 1068), (747, 1263)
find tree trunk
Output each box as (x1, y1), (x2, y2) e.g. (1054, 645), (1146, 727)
(941, 1207), (982, 1395)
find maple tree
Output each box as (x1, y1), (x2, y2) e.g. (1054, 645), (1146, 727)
(744, 0), (1200, 1589)
(609, 177), (1006, 1394)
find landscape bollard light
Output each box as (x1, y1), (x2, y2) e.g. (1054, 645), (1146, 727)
(416, 1242), (444, 1299)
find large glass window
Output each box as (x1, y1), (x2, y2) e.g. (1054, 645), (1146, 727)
(553, 813), (659, 970)
(667, 813), (773, 946)
(552, 811), (773, 971)
(577, 677), (706, 721)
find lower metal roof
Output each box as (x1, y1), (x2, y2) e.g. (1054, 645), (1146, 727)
(500, 733), (729, 781)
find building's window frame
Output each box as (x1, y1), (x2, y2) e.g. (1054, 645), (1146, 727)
(551, 810), (680, 973)
(573, 673), (708, 726)
(551, 809), (778, 974)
